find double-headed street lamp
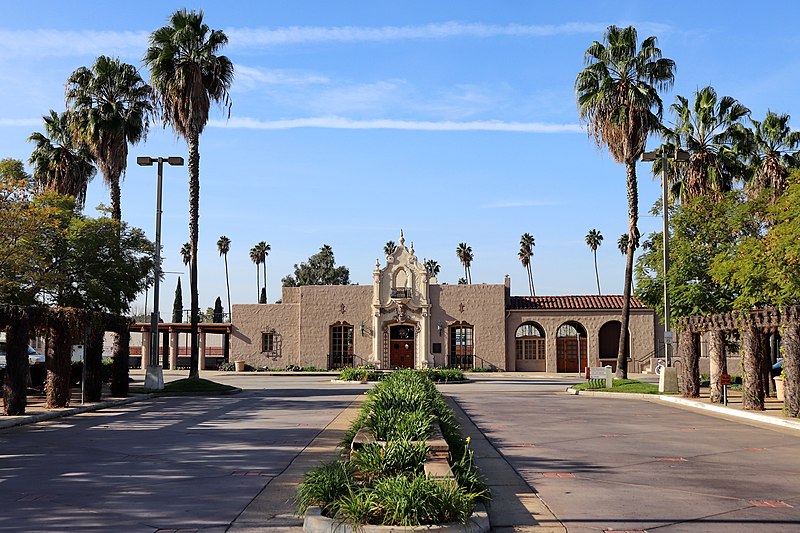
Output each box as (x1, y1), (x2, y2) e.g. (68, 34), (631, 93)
(138, 156), (184, 390)
(641, 148), (689, 368)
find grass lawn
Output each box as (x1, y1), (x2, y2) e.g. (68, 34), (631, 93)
(132, 378), (238, 394)
(572, 378), (661, 394)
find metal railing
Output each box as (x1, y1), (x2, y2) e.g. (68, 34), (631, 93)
(446, 353), (474, 370)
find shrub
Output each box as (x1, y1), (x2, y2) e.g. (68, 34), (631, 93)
(298, 369), (490, 525)
(218, 361), (235, 371)
(339, 366), (382, 382)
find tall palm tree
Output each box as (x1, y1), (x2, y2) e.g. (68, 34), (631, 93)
(576, 25), (675, 378)
(254, 241), (271, 303)
(144, 9), (234, 379)
(249, 245), (261, 302)
(657, 86), (749, 202)
(424, 259), (440, 278)
(28, 110), (96, 207)
(519, 233), (535, 296)
(585, 229), (603, 295)
(65, 55), (153, 221)
(455, 243), (473, 284)
(217, 235), (231, 320)
(384, 241), (397, 257)
(745, 110), (800, 201)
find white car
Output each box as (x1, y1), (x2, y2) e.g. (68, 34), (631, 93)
(0, 345), (45, 369)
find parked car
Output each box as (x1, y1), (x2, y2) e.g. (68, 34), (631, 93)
(0, 345), (45, 369)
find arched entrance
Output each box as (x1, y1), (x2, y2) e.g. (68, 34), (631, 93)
(599, 320), (624, 371)
(389, 324), (415, 368)
(515, 322), (545, 371)
(556, 322), (587, 373)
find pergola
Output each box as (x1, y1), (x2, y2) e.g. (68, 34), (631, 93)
(1, 304), (131, 416)
(676, 306), (800, 416)
(130, 321), (232, 370)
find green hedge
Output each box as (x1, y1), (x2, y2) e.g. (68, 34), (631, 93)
(298, 370), (489, 526)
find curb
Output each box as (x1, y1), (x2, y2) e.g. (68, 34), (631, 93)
(0, 394), (155, 430)
(567, 387), (800, 432)
(303, 504), (490, 533)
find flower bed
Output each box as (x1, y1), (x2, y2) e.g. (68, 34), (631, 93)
(337, 366), (465, 383)
(297, 370), (489, 528)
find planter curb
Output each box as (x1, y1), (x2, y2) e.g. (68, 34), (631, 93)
(303, 504), (490, 533)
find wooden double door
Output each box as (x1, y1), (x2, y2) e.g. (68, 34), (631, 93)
(556, 337), (587, 373)
(389, 324), (415, 369)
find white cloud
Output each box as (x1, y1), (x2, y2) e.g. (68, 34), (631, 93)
(0, 21), (674, 58)
(208, 116), (582, 133)
(227, 21), (673, 47)
(233, 65), (330, 91)
(0, 29), (147, 59)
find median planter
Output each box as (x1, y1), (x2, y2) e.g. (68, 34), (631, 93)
(297, 370), (490, 530)
(234, 360), (246, 372)
(775, 376), (785, 401)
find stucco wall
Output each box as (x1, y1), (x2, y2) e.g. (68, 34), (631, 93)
(429, 284), (507, 370)
(231, 302), (300, 368)
(506, 308), (656, 372)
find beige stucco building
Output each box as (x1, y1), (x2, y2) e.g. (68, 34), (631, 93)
(231, 233), (657, 373)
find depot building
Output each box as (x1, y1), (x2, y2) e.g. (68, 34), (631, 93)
(231, 234), (657, 372)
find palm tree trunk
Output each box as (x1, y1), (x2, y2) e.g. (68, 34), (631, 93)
(255, 265), (259, 301)
(46, 322), (73, 408)
(529, 264), (535, 297)
(263, 260), (268, 304)
(464, 265), (468, 283)
(109, 175), (122, 222)
(111, 326), (130, 397)
(593, 251), (601, 295)
(616, 161), (639, 379)
(188, 133), (200, 380)
(84, 326), (104, 402)
(783, 322), (800, 417)
(526, 264), (533, 296)
(679, 330), (700, 397)
(4, 317), (30, 415)
(224, 253), (231, 321)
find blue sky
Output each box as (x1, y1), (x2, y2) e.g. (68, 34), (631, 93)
(2, 1), (798, 316)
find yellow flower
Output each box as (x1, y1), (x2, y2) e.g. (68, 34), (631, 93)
(466, 436), (471, 444)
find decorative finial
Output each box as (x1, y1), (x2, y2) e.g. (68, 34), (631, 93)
(399, 229), (405, 246)
(375, 258), (380, 269)
(410, 241), (415, 254)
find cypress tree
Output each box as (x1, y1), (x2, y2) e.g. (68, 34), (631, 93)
(172, 278), (183, 323)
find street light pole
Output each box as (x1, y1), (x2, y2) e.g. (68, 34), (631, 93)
(138, 156), (184, 390)
(642, 148), (689, 369)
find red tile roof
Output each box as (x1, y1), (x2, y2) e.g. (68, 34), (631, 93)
(508, 295), (648, 310)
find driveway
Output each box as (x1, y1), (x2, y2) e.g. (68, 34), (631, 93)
(0, 375), (367, 532)
(442, 375), (800, 532)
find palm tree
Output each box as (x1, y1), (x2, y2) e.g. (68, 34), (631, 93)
(657, 86), (749, 202)
(179, 242), (191, 323)
(617, 234), (629, 255)
(424, 259), (440, 278)
(65, 55), (153, 221)
(384, 241), (397, 257)
(249, 245), (261, 302)
(254, 241), (271, 303)
(745, 110), (800, 201)
(455, 243), (473, 284)
(217, 235), (231, 321)
(28, 110), (96, 207)
(519, 233), (535, 296)
(585, 229), (603, 295)
(576, 25), (675, 378)
(144, 9), (234, 379)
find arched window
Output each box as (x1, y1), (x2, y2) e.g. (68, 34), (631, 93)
(556, 321), (587, 373)
(330, 322), (354, 369)
(515, 322), (545, 361)
(448, 322), (473, 369)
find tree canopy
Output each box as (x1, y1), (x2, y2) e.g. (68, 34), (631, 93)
(282, 245), (350, 287)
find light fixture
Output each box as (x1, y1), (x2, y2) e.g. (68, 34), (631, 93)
(437, 323), (444, 336)
(360, 321), (365, 336)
